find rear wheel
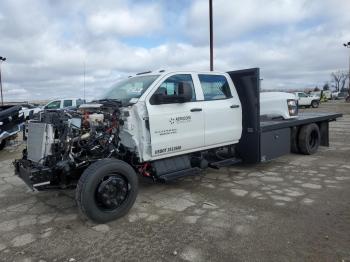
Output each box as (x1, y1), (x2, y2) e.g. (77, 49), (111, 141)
(76, 159), (138, 223)
(298, 123), (320, 155)
(311, 100), (319, 108)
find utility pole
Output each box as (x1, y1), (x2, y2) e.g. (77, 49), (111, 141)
(83, 61), (86, 100)
(209, 0), (214, 71)
(343, 42), (350, 93)
(0, 56), (6, 106)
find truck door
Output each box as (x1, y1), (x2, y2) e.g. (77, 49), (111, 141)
(146, 74), (205, 158)
(197, 74), (242, 146)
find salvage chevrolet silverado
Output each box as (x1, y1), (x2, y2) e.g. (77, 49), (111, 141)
(14, 68), (341, 222)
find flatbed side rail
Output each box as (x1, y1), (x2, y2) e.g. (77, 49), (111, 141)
(260, 112), (342, 132)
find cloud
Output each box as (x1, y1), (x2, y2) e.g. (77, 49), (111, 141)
(0, 0), (349, 102)
(87, 4), (162, 37)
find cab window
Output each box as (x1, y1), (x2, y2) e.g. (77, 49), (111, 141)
(63, 100), (73, 107)
(150, 74), (196, 104)
(198, 74), (232, 100)
(298, 93), (307, 98)
(46, 100), (61, 109)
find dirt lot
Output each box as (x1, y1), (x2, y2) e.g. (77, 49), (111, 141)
(0, 101), (349, 262)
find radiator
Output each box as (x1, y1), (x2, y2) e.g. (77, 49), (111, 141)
(27, 122), (54, 163)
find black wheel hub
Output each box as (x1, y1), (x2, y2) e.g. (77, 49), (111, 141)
(95, 175), (129, 210)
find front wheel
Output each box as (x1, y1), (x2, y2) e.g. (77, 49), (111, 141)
(76, 159), (138, 223)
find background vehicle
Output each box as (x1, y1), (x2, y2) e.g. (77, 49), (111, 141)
(14, 68), (341, 223)
(310, 90), (332, 100)
(331, 91), (340, 99)
(295, 92), (320, 108)
(43, 98), (86, 110)
(260, 92), (297, 120)
(0, 105), (24, 150)
(337, 92), (348, 100)
(20, 103), (42, 120)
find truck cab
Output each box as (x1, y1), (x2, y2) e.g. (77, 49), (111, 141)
(44, 98), (86, 110)
(117, 71), (243, 161)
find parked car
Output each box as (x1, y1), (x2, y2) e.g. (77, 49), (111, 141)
(43, 98), (86, 110)
(0, 105), (24, 150)
(20, 103), (42, 120)
(310, 90), (332, 99)
(294, 92), (320, 108)
(337, 92), (348, 100)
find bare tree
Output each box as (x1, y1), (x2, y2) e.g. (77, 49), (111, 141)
(340, 71), (349, 91)
(331, 71), (345, 92)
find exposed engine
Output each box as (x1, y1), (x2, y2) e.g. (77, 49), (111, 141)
(15, 99), (128, 189)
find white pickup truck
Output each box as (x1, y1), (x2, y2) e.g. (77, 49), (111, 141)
(295, 92), (320, 108)
(14, 68), (341, 222)
(43, 98), (86, 110)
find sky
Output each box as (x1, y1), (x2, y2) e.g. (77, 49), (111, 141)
(0, 0), (349, 101)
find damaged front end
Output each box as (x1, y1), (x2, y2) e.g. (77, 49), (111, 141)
(14, 99), (125, 190)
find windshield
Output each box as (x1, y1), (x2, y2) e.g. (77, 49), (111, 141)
(101, 75), (159, 104)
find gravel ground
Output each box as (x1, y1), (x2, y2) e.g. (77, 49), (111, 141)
(0, 100), (349, 262)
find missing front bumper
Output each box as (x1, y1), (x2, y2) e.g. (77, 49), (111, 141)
(14, 159), (53, 190)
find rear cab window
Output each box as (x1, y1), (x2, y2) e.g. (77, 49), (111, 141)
(198, 74), (232, 101)
(63, 100), (73, 107)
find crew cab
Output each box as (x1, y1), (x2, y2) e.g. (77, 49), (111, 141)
(295, 92), (320, 108)
(0, 105), (24, 150)
(43, 98), (86, 110)
(14, 68), (341, 223)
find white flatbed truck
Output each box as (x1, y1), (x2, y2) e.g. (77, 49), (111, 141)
(14, 68), (342, 222)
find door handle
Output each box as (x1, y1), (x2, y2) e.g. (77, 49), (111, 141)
(230, 105), (240, 108)
(190, 108), (202, 112)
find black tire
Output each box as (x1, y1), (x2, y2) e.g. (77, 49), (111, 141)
(0, 140), (5, 151)
(311, 100), (319, 108)
(298, 124), (320, 155)
(76, 159), (138, 223)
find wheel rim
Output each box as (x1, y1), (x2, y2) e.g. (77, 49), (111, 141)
(95, 174), (130, 211)
(309, 130), (319, 148)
